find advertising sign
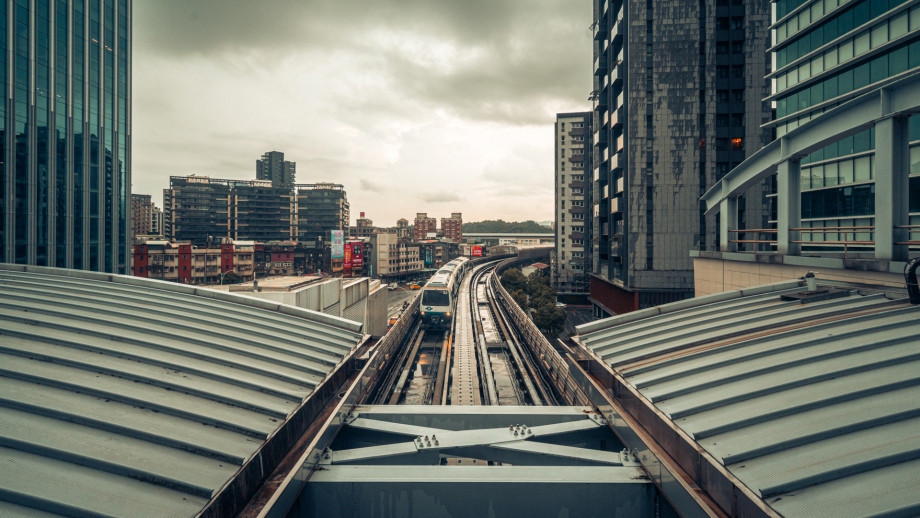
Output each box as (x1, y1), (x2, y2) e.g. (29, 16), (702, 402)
(351, 243), (364, 268)
(423, 245), (433, 267)
(330, 230), (344, 259)
(472, 246), (483, 257)
(344, 243), (353, 273)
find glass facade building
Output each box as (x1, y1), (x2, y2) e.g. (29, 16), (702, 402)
(768, 0), (920, 244)
(0, 0), (130, 273)
(588, 0), (773, 315)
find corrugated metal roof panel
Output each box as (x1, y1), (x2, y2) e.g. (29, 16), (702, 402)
(577, 281), (920, 517)
(0, 265), (366, 517)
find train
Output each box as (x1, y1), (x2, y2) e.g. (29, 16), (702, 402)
(419, 257), (471, 329)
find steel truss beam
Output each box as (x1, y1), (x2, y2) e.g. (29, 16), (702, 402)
(324, 409), (629, 468)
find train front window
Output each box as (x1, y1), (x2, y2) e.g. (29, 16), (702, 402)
(422, 289), (450, 306)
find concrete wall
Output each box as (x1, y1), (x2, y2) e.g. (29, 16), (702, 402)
(694, 257), (906, 296)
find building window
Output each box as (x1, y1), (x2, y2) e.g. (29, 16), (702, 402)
(731, 137), (744, 150)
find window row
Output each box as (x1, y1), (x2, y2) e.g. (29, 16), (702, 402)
(776, 0), (914, 67)
(776, 37), (920, 119)
(776, 6), (920, 93)
(801, 154), (874, 190)
(801, 127), (876, 165)
(801, 183), (875, 219)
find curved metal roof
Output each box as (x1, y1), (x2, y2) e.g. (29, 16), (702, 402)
(0, 264), (367, 517)
(576, 279), (920, 517)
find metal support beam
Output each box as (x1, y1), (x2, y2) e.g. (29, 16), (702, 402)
(719, 195), (738, 253)
(776, 158), (802, 256)
(302, 466), (653, 518)
(874, 115), (911, 261)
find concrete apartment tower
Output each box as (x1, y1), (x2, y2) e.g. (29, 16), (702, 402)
(588, 0), (773, 315)
(553, 112), (593, 296)
(0, 0), (133, 273)
(256, 151), (296, 189)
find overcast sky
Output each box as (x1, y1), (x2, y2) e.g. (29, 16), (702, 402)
(133, 1), (593, 226)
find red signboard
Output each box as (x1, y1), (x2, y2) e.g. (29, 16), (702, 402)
(472, 246), (483, 257)
(344, 244), (353, 273)
(351, 242), (364, 268)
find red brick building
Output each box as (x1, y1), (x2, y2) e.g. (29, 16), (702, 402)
(413, 213), (437, 240)
(440, 212), (463, 243)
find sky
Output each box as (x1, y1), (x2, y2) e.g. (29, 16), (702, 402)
(133, 1), (593, 226)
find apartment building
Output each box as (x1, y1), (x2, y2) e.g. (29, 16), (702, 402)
(295, 184), (350, 248)
(440, 212), (463, 242)
(413, 213), (438, 240)
(553, 112), (593, 295)
(163, 176), (292, 245)
(256, 151), (296, 189)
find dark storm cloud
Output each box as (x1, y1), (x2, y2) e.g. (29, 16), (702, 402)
(135, 1), (591, 124)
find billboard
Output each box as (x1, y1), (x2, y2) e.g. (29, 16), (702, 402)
(351, 242), (364, 268)
(423, 245), (434, 267)
(472, 246), (483, 257)
(344, 243), (353, 273)
(330, 230), (344, 259)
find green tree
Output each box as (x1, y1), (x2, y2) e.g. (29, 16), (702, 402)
(501, 268), (527, 293)
(533, 304), (567, 336)
(463, 220), (552, 233)
(510, 289), (529, 312)
(222, 271), (244, 284)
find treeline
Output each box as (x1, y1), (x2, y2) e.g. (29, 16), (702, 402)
(463, 220), (550, 233)
(500, 268), (567, 336)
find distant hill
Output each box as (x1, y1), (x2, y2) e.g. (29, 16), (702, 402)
(463, 220), (552, 233)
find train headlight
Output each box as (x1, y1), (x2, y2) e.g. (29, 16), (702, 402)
(421, 311), (426, 315)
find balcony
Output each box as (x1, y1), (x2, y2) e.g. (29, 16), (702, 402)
(593, 17), (608, 41)
(594, 55), (607, 76)
(615, 176), (625, 194)
(594, 128), (608, 148)
(615, 134), (625, 154)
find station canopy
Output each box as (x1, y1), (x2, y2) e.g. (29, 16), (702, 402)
(0, 264), (367, 518)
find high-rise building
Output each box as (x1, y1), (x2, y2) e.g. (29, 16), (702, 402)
(553, 112), (593, 295)
(440, 212), (463, 242)
(164, 176), (292, 245)
(256, 151), (296, 189)
(414, 213), (437, 240)
(232, 181), (293, 243)
(132, 194), (163, 238)
(295, 183), (349, 248)
(0, 0), (132, 273)
(588, 0), (772, 315)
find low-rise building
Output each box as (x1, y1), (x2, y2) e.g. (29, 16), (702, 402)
(370, 233), (424, 279)
(132, 238), (255, 283)
(227, 276), (389, 337)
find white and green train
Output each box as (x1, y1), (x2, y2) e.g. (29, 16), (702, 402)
(419, 257), (471, 329)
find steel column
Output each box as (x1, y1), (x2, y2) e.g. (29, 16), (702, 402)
(776, 158), (802, 256)
(719, 194), (738, 253)
(873, 116), (911, 261)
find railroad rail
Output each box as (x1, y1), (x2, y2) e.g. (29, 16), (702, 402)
(367, 256), (582, 409)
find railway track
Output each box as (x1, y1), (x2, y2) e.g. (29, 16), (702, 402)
(369, 260), (557, 407)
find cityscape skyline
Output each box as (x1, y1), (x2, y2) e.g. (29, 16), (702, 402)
(131, 1), (593, 224)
